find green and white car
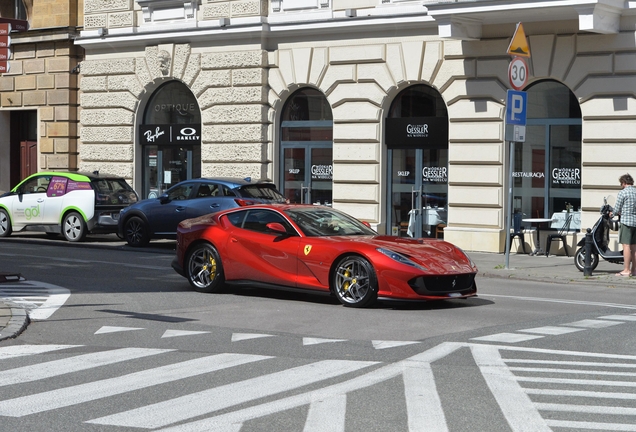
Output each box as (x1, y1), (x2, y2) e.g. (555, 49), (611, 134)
(0, 171), (139, 242)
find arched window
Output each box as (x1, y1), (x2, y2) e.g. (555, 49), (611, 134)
(386, 85), (449, 238)
(0, 0), (28, 20)
(279, 88), (333, 205)
(139, 81), (201, 198)
(514, 80), (582, 227)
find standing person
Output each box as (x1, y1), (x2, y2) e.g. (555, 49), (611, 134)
(612, 173), (636, 276)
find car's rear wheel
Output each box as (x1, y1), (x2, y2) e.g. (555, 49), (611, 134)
(0, 209), (12, 237)
(62, 211), (86, 242)
(186, 243), (225, 293)
(332, 255), (378, 308)
(124, 216), (150, 247)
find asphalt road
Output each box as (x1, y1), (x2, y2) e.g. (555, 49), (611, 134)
(1, 241), (636, 431)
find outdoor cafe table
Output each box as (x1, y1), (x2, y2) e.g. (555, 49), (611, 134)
(522, 217), (554, 255)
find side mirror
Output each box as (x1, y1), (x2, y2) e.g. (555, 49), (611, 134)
(159, 193), (170, 204)
(266, 222), (287, 235)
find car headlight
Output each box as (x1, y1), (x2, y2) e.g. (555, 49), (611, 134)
(377, 248), (428, 271)
(457, 247), (477, 270)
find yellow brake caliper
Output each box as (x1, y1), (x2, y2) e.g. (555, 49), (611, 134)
(203, 254), (216, 277)
(343, 266), (352, 292)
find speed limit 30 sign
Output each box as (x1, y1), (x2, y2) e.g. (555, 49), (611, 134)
(508, 57), (528, 90)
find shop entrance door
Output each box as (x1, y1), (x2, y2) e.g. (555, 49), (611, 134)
(388, 148), (448, 238)
(282, 144), (332, 205)
(143, 145), (200, 199)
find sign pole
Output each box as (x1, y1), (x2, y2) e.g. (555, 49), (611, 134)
(505, 140), (514, 269)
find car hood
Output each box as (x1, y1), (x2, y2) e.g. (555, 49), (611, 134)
(335, 235), (476, 273)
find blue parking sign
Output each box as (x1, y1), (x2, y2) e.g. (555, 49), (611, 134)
(505, 90), (527, 126)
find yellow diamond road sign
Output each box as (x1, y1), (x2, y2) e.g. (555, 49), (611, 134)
(507, 22), (531, 57)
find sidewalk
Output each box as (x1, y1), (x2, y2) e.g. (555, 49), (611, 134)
(2, 233), (635, 341)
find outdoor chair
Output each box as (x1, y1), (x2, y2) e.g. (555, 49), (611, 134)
(510, 212), (527, 254)
(545, 213), (572, 257)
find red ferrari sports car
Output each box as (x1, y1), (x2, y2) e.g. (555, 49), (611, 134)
(172, 204), (477, 308)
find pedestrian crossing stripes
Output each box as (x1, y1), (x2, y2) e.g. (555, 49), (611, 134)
(0, 281), (70, 320)
(2, 341), (636, 430)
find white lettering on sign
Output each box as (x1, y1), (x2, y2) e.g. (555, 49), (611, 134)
(154, 103), (196, 114)
(397, 171), (410, 177)
(143, 127), (165, 143)
(512, 172), (544, 178)
(406, 124), (429, 138)
(552, 168), (581, 185)
(422, 166), (447, 183)
(311, 164), (333, 179)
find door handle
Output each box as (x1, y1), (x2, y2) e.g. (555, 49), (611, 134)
(37, 198), (45, 203)
(209, 203), (220, 208)
(230, 237), (238, 243)
(175, 207), (185, 212)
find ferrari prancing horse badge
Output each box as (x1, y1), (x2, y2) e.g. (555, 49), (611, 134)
(304, 245), (312, 255)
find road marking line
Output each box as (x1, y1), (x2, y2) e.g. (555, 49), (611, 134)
(303, 338), (346, 346)
(86, 360), (378, 429)
(403, 361), (448, 432)
(526, 389), (636, 400)
(517, 377), (636, 387)
(566, 319), (623, 328)
(537, 402), (636, 415)
(0, 353), (271, 417)
(471, 333), (544, 343)
(478, 293), (636, 310)
(598, 315), (636, 321)
(546, 420), (636, 431)
(304, 394), (346, 432)
(95, 326), (145, 334)
(162, 330), (210, 338)
(0, 348), (173, 387)
(517, 326), (584, 335)
(470, 344), (551, 432)
(0, 345), (81, 360)
(372, 340), (420, 350)
(507, 359), (636, 368)
(509, 367), (636, 377)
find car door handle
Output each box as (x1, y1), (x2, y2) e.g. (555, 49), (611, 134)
(209, 203), (220, 208)
(37, 198), (45, 203)
(175, 207), (186, 212)
(231, 237), (238, 243)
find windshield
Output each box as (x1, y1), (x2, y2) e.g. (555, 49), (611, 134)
(238, 184), (287, 202)
(285, 207), (376, 237)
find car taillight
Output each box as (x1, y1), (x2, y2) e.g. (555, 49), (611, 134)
(234, 198), (256, 206)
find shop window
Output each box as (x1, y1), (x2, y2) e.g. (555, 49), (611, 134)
(0, 0), (27, 20)
(513, 80), (581, 223)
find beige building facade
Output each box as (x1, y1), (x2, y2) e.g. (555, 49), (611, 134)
(0, 0), (83, 191)
(75, 0), (636, 253)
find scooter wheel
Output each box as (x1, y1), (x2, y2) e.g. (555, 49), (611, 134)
(574, 247), (599, 272)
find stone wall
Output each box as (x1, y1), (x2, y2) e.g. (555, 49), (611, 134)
(0, 40), (81, 171)
(79, 45), (270, 182)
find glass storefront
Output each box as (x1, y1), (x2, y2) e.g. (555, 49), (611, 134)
(280, 88), (333, 205)
(386, 85), (449, 238)
(513, 81), (581, 222)
(140, 81), (201, 199)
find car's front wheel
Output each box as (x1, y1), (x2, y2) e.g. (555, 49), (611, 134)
(62, 211), (86, 242)
(186, 243), (225, 293)
(0, 209), (12, 237)
(332, 255), (378, 308)
(124, 216), (150, 247)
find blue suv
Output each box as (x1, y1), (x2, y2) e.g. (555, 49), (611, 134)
(118, 177), (287, 247)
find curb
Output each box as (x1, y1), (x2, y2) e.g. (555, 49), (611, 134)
(0, 302), (29, 341)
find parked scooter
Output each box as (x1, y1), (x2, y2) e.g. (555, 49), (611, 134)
(574, 197), (623, 272)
